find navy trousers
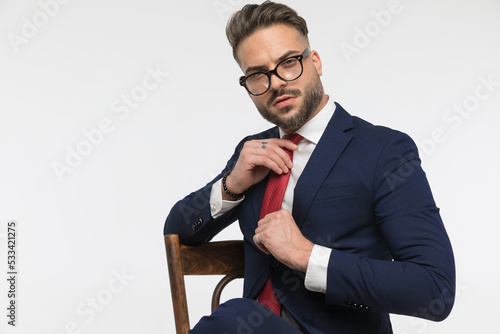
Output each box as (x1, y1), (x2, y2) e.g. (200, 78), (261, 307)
(189, 298), (304, 334)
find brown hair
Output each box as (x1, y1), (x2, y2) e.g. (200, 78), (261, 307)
(226, 1), (309, 61)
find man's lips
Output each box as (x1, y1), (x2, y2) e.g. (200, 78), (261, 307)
(273, 95), (296, 109)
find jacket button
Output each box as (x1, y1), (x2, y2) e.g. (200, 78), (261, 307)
(192, 218), (203, 231)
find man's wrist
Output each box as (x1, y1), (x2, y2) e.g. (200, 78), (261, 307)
(296, 241), (314, 273)
(222, 170), (246, 200)
(211, 179), (244, 218)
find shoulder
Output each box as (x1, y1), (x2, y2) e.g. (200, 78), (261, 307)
(338, 106), (415, 148)
(357, 119), (419, 165)
(334, 103), (418, 154)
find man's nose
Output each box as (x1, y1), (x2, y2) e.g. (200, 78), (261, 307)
(269, 73), (287, 92)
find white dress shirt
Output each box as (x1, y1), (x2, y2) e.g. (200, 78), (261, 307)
(209, 96), (335, 293)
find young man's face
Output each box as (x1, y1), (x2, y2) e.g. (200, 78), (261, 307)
(236, 24), (326, 133)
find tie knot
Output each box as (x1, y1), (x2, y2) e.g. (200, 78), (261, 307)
(283, 133), (303, 145)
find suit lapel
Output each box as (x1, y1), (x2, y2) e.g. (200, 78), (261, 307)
(293, 103), (354, 229)
(248, 104), (355, 228)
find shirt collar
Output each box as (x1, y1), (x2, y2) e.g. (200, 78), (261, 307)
(279, 95), (335, 145)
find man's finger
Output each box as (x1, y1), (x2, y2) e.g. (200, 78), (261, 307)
(253, 233), (270, 254)
(255, 139), (295, 171)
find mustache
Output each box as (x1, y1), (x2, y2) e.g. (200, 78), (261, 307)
(266, 88), (302, 108)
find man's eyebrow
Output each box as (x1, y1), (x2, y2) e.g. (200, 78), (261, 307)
(244, 49), (302, 75)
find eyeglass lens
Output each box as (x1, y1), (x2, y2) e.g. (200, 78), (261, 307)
(245, 57), (302, 95)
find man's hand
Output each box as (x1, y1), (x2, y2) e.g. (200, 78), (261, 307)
(253, 210), (314, 273)
(222, 138), (298, 200)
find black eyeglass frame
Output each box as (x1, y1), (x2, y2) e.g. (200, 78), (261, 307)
(239, 47), (312, 96)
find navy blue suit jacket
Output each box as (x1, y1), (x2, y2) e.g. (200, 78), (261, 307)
(164, 103), (455, 333)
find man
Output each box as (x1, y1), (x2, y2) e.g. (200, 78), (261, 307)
(164, 1), (455, 333)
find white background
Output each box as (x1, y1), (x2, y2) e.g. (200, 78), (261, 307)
(1, 0), (499, 333)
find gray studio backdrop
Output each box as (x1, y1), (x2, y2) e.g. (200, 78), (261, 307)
(1, 0), (499, 333)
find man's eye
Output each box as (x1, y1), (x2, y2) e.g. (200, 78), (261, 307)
(280, 58), (298, 68)
(247, 73), (266, 82)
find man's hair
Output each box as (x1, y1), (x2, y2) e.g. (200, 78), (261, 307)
(226, 1), (309, 61)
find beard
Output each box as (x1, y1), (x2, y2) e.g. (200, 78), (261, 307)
(254, 72), (324, 132)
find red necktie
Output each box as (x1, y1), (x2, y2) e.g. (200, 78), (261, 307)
(257, 133), (303, 315)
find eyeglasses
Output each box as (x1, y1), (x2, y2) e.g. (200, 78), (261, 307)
(239, 47), (311, 96)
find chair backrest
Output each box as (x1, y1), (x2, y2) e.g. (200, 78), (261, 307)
(164, 234), (245, 334)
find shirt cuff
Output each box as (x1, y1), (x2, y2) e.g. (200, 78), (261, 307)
(210, 179), (244, 218)
(304, 244), (332, 293)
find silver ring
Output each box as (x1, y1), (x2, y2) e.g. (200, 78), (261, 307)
(256, 233), (260, 243)
(261, 142), (268, 149)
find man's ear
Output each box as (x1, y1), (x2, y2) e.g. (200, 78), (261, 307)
(310, 50), (323, 76)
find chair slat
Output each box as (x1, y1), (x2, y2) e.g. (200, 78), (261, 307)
(180, 241), (244, 275)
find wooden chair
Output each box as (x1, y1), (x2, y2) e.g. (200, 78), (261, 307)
(164, 234), (245, 334)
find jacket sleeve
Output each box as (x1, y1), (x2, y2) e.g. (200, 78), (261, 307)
(163, 137), (247, 245)
(324, 132), (456, 321)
